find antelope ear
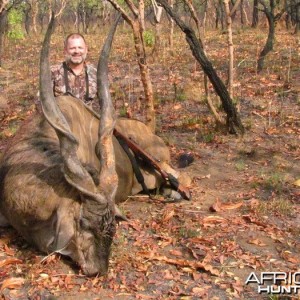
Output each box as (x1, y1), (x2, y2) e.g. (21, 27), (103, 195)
(114, 205), (128, 222)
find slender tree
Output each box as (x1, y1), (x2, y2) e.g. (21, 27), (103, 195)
(240, 0), (249, 26)
(156, 0), (244, 134)
(22, 0), (38, 34)
(168, 0), (174, 49)
(184, 0), (223, 125)
(202, 0), (208, 35)
(107, 0), (156, 132)
(224, 0), (241, 97)
(252, 0), (259, 27)
(215, 0), (225, 29)
(151, 0), (163, 57)
(0, 7), (7, 67)
(294, 0), (300, 34)
(257, 0), (285, 73)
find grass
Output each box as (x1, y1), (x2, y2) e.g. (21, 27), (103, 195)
(237, 147), (256, 158)
(260, 172), (286, 193)
(256, 197), (294, 217)
(174, 84), (187, 102)
(180, 116), (202, 128)
(201, 132), (215, 143)
(118, 106), (127, 117)
(235, 160), (247, 171)
(178, 227), (200, 239)
(0, 123), (19, 139)
(162, 133), (176, 147)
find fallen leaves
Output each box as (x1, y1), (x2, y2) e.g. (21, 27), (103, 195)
(0, 258), (22, 268)
(0, 277), (25, 292)
(247, 238), (267, 247)
(280, 251), (300, 264)
(169, 249), (183, 257)
(0, 22), (299, 300)
(202, 215), (227, 224)
(139, 251), (220, 276)
(162, 208), (175, 223)
(210, 199), (243, 212)
(242, 215), (267, 227)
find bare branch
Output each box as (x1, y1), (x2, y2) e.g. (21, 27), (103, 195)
(274, 8), (286, 22)
(124, 0), (139, 17)
(54, 0), (66, 19)
(107, 0), (133, 25)
(258, 0), (268, 13)
(156, 0), (244, 134)
(229, 0), (241, 17)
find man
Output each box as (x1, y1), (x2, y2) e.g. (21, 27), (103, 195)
(51, 33), (98, 110)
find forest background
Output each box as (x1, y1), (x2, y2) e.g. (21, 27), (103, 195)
(0, 0), (299, 299)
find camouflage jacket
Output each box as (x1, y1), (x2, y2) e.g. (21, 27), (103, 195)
(51, 62), (97, 104)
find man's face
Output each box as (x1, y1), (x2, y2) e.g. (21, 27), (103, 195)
(64, 37), (88, 66)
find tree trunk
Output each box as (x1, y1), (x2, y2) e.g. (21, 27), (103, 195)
(219, 0), (225, 30)
(184, 0), (202, 41)
(284, 0), (290, 30)
(73, 11), (78, 31)
(157, 0), (244, 134)
(230, 0), (237, 21)
(251, 0), (259, 27)
(224, 0), (234, 97)
(168, 0), (174, 48)
(240, 0), (244, 25)
(152, 21), (162, 57)
(0, 9), (7, 67)
(215, 3), (221, 29)
(76, 8), (80, 32)
(138, 0), (145, 31)
(202, 0), (208, 36)
(151, 1), (163, 58)
(132, 21), (156, 132)
(240, 0), (249, 26)
(24, 7), (31, 35)
(257, 2), (276, 73)
(82, 8), (87, 34)
(294, 2), (300, 34)
(185, 0), (223, 125)
(107, 0), (156, 132)
(30, 0), (38, 34)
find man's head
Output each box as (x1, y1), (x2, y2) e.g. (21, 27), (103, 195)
(64, 33), (88, 66)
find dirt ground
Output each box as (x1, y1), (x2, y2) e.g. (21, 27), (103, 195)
(0, 26), (299, 300)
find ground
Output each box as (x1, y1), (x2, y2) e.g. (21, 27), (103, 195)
(0, 25), (299, 300)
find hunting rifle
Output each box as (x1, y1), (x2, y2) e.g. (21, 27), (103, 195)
(113, 129), (191, 201)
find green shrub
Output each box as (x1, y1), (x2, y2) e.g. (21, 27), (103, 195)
(143, 30), (155, 47)
(7, 8), (25, 40)
(119, 106), (127, 117)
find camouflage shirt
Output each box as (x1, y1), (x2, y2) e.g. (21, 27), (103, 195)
(51, 62), (97, 103)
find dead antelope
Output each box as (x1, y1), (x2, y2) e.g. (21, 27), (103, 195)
(0, 15), (189, 276)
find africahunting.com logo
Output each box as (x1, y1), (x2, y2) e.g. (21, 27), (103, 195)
(245, 272), (300, 295)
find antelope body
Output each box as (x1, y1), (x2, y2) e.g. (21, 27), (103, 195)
(0, 15), (186, 276)
(0, 96), (179, 275)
